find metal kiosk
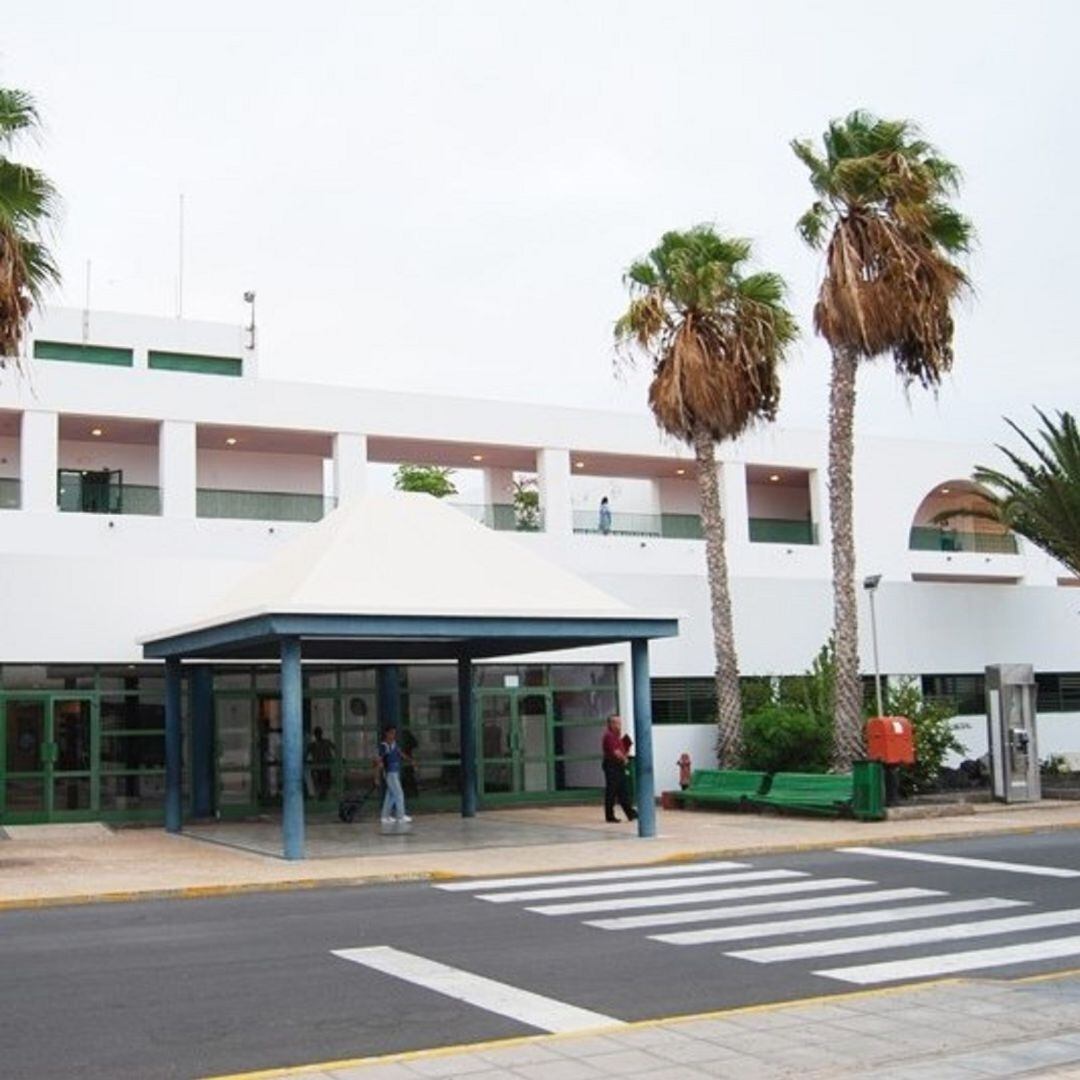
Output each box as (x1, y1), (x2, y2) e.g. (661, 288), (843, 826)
(985, 663), (1040, 803)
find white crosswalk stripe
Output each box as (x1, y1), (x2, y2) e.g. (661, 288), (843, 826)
(730, 907), (1080, 963)
(435, 860), (748, 892)
(651, 897), (1027, 947)
(585, 886), (944, 931)
(526, 877), (873, 917)
(839, 846), (1080, 878)
(436, 859), (1080, 988)
(480, 868), (807, 904)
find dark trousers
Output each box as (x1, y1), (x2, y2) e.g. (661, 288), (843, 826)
(603, 759), (634, 821)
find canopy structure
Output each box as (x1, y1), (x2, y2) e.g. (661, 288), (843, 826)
(142, 493), (678, 858)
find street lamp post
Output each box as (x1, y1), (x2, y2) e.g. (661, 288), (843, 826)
(863, 574), (884, 717)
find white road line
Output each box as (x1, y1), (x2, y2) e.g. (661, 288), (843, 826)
(816, 934), (1080, 985)
(332, 946), (625, 1033)
(731, 900), (1051, 960)
(527, 877), (874, 917)
(840, 846), (1080, 878)
(435, 860), (748, 892)
(477, 868), (806, 904)
(653, 897), (1025, 947)
(585, 887), (944, 931)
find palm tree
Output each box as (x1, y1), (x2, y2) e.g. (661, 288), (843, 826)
(974, 409), (1080, 578)
(0, 87), (60, 363)
(616, 226), (797, 766)
(792, 111), (972, 767)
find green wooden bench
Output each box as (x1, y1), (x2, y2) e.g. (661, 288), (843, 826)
(751, 771), (853, 816)
(679, 769), (770, 808)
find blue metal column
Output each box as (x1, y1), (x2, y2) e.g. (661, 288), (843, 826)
(630, 639), (656, 838)
(377, 665), (401, 733)
(189, 664), (214, 818)
(458, 656), (477, 817)
(164, 657), (183, 834)
(280, 637), (305, 860)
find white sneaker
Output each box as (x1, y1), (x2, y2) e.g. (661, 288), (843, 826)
(380, 816), (393, 824)
(399, 815), (413, 823)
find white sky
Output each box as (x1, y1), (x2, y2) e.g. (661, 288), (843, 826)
(5, 1), (1077, 448)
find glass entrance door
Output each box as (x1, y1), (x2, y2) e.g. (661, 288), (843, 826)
(477, 691), (553, 798)
(2, 696), (96, 821)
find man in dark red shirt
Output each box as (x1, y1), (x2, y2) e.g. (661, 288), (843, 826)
(601, 715), (637, 823)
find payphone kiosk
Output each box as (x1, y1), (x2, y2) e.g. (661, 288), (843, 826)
(985, 663), (1040, 803)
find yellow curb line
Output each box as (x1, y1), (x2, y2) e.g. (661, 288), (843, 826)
(200, 977), (971, 1079)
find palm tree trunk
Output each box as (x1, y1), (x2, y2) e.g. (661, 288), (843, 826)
(692, 423), (742, 767)
(828, 345), (864, 768)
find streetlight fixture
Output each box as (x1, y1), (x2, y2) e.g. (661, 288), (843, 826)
(863, 574), (884, 716)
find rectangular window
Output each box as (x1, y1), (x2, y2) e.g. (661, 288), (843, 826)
(651, 678), (716, 725)
(922, 674), (985, 714)
(147, 351), (243, 377)
(33, 340), (134, 367)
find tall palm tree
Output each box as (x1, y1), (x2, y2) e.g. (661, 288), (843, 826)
(792, 111), (972, 767)
(616, 226), (797, 766)
(975, 409), (1080, 578)
(0, 87), (60, 363)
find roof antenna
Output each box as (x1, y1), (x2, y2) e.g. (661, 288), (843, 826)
(243, 291), (256, 350)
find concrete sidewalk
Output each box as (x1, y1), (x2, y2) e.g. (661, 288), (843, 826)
(4, 798), (1080, 908)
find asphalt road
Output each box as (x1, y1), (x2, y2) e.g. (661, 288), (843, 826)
(4, 830), (1080, 1079)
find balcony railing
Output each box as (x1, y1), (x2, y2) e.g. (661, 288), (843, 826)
(56, 475), (162, 516)
(196, 488), (334, 522)
(0, 476), (19, 509)
(573, 510), (704, 539)
(748, 517), (818, 545)
(451, 503), (544, 532)
(909, 525), (1018, 554)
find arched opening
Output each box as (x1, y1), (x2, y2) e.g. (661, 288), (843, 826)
(909, 479), (1018, 554)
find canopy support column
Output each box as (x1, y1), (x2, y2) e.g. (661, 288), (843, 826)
(164, 657), (182, 834)
(631, 639), (656, 838)
(281, 636), (305, 860)
(377, 665), (401, 732)
(458, 656), (477, 817)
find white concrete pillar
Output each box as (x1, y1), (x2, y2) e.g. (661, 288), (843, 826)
(808, 467), (829, 548)
(159, 420), (197, 519)
(719, 460), (750, 546)
(333, 432), (368, 506)
(482, 466), (514, 508)
(20, 410), (58, 512)
(537, 448), (572, 535)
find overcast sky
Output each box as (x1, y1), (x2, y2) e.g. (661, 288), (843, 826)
(5, 1), (1076, 449)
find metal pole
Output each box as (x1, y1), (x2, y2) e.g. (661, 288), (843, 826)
(869, 589), (884, 716)
(630, 639), (656, 838)
(280, 636), (305, 860)
(458, 657), (477, 818)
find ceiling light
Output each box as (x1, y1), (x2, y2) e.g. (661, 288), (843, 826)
(574, 461), (585, 469)
(941, 487), (951, 494)
(471, 454), (483, 462)
(226, 437), (238, 446)
(90, 428), (103, 437)
(675, 468), (686, 476)
(769, 473), (780, 482)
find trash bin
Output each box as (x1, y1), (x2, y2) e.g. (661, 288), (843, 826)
(852, 759), (885, 821)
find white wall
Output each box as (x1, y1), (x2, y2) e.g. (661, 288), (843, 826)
(652, 725), (720, 790)
(746, 482), (811, 519)
(197, 449), (323, 493)
(59, 438), (159, 485)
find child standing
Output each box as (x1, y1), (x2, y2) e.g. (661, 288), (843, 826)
(377, 725), (412, 824)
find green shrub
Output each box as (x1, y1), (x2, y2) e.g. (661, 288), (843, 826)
(741, 704), (832, 774)
(887, 678), (967, 794)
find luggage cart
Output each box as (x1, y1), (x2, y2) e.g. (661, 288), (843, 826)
(338, 780), (382, 823)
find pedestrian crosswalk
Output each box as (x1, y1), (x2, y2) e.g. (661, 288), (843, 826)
(435, 855), (1080, 987)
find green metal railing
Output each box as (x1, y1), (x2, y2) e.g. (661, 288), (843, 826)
(450, 503), (545, 532)
(909, 525), (1018, 554)
(660, 513), (704, 539)
(196, 488), (334, 522)
(748, 517), (818, 545)
(0, 476), (19, 509)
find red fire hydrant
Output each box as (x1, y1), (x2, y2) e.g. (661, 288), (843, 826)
(677, 752), (693, 790)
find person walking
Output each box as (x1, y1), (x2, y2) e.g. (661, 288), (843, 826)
(377, 725), (412, 824)
(306, 725), (336, 801)
(601, 715), (636, 823)
(598, 496), (612, 534)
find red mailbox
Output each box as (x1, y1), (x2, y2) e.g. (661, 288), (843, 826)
(865, 715), (915, 765)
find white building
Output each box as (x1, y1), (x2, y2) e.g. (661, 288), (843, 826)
(0, 308), (1076, 825)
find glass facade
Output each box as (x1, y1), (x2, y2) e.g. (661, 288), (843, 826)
(0, 662), (618, 823)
